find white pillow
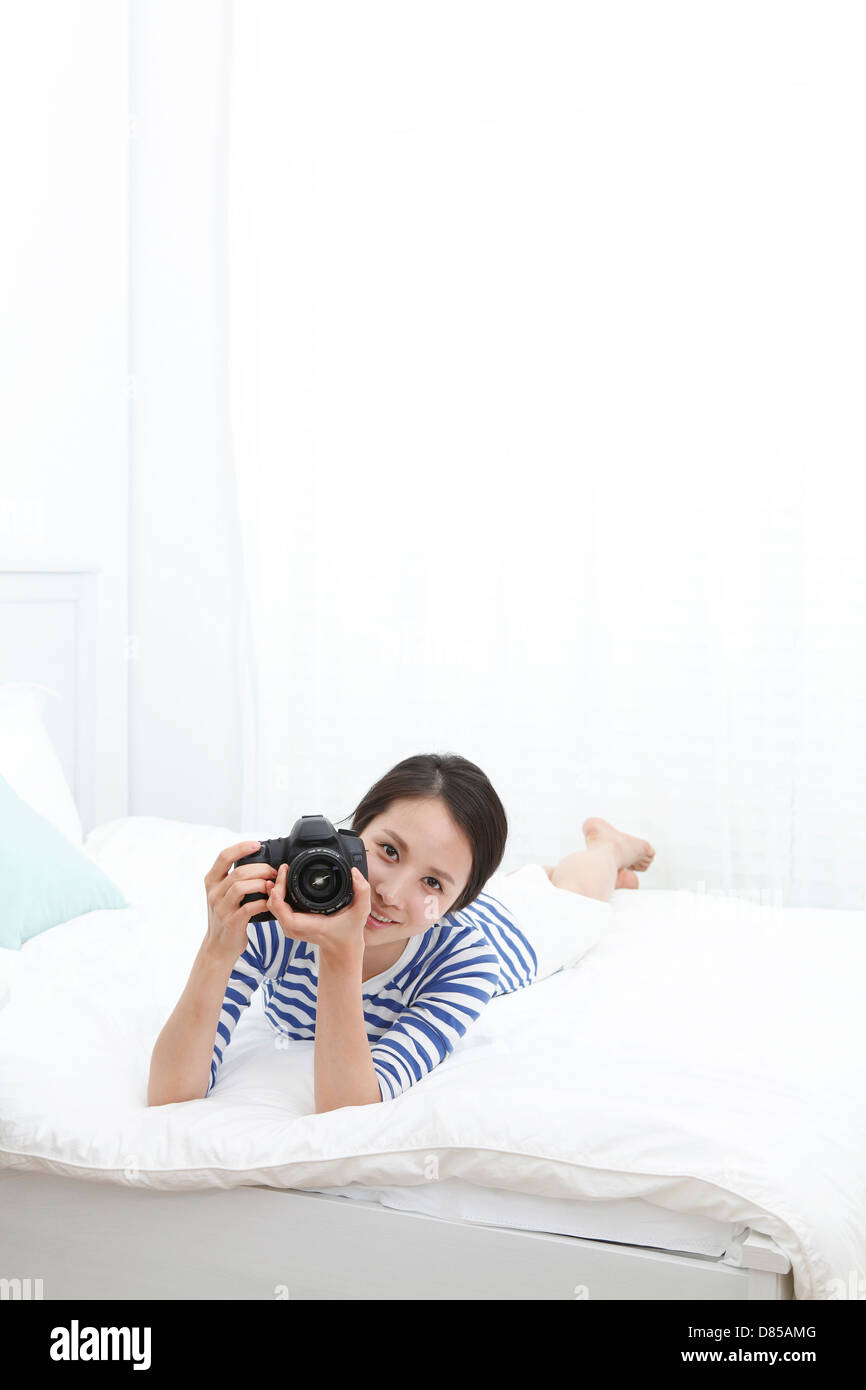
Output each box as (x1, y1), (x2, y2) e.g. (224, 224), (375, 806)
(0, 945), (18, 1012)
(481, 862), (612, 982)
(0, 683), (83, 847)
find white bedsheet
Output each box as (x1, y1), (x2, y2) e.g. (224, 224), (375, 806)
(304, 1177), (740, 1257)
(1, 815), (864, 1300)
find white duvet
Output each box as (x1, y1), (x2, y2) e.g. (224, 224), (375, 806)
(1, 815), (864, 1301)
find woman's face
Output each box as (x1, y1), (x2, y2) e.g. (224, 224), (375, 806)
(358, 796), (474, 945)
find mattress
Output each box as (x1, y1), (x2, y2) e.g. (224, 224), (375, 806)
(307, 1178), (740, 1257)
(1, 814), (864, 1301)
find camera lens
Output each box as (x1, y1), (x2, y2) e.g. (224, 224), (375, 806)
(300, 859), (337, 901)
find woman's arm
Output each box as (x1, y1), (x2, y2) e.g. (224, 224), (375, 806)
(259, 861), (380, 1113)
(147, 838), (277, 1105)
(314, 940), (381, 1113)
(147, 936), (237, 1105)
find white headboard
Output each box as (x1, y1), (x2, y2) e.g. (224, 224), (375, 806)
(0, 569), (128, 834)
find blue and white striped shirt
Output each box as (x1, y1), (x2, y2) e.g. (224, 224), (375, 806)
(206, 887), (537, 1101)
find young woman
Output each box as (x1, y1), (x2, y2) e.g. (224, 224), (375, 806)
(147, 752), (654, 1112)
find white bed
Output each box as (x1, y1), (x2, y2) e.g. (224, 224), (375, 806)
(3, 811), (866, 1300)
(1, 571), (864, 1302)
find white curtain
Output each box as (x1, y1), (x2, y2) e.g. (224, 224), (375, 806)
(227, 0), (866, 908)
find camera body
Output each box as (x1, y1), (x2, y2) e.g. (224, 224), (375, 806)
(234, 815), (369, 924)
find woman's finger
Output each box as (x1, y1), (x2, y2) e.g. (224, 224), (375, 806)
(226, 876), (275, 903)
(229, 863), (278, 881)
(264, 865), (297, 928)
(204, 840), (261, 891)
(267, 868), (318, 929)
(266, 865), (341, 938)
(214, 864), (274, 907)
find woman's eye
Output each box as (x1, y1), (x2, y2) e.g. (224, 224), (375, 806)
(379, 844), (441, 893)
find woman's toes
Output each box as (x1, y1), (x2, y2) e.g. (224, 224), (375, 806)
(584, 818), (655, 873)
(615, 868), (639, 889)
(630, 841), (655, 871)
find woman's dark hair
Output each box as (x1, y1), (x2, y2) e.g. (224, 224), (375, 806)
(339, 752), (508, 914)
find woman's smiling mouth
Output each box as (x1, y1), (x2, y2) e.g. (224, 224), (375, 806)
(367, 905), (398, 926)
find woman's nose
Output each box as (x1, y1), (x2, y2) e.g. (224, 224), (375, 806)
(375, 881), (403, 911)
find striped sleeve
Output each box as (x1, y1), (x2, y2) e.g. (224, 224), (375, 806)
(369, 927), (502, 1101)
(458, 892), (537, 990)
(205, 917), (284, 1097)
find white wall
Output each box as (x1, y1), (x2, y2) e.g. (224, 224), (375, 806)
(0, 0), (244, 834)
(0, 0), (128, 832)
(128, 0), (242, 828)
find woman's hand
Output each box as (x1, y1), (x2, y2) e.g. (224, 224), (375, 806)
(265, 863), (371, 962)
(203, 841), (278, 965)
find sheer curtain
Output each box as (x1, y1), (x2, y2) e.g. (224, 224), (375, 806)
(227, 1), (866, 908)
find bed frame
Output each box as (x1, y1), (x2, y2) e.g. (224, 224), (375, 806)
(0, 1170), (792, 1301)
(0, 569), (795, 1301)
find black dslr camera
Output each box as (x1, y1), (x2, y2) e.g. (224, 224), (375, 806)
(234, 815), (369, 924)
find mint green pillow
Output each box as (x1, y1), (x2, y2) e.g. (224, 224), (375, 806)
(0, 774), (131, 949)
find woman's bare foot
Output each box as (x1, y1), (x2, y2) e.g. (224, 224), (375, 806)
(615, 867), (640, 889)
(583, 817), (655, 874)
